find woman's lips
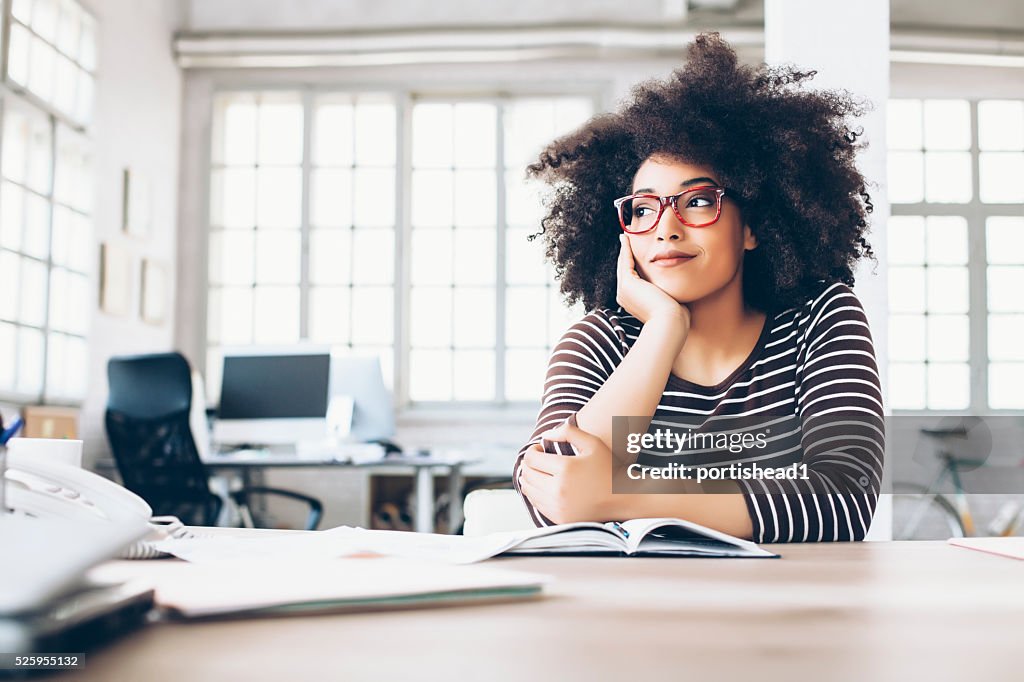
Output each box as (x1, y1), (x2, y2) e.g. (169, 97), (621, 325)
(649, 255), (697, 267)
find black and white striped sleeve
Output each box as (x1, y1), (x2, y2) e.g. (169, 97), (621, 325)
(512, 309), (626, 527)
(737, 283), (885, 542)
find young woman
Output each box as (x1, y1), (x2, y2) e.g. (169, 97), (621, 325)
(513, 33), (885, 543)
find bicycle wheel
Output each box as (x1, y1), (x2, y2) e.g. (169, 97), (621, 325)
(892, 483), (966, 540)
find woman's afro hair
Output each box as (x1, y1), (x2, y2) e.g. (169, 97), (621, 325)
(526, 32), (876, 313)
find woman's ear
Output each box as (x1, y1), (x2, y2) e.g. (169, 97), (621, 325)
(743, 224), (758, 251)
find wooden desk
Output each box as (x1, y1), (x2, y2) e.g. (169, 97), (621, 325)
(52, 542), (1022, 681)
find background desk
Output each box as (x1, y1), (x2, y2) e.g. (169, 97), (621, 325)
(56, 541), (1022, 681)
(203, 453), (478, 533)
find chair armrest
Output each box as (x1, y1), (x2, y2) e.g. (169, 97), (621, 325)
(230, 486), (324, 530)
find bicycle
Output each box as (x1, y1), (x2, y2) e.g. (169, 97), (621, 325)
(892, 424), (1024, 540)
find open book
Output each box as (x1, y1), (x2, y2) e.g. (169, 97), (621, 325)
(497, 518), (777, 558)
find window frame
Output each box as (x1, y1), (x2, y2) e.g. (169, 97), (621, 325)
(888, 97), (1024, 415)
(201, 84), (603, 412)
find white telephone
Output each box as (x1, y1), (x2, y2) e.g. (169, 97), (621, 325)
(3, 450), (197, 558)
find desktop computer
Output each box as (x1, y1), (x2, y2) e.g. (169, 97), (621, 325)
(211, 347), (394, 450)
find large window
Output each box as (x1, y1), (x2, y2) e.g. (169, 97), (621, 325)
(887, 98), (1024, 411)
(206, 91), (592, 405)
(0, 0), (95, 403)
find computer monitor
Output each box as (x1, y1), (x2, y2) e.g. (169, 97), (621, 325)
(213, 347), (332, 446)
(330, 353), (395, 443)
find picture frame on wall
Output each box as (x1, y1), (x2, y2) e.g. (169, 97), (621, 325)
(99, 242), (133, 317)
(122, 167), (152, 237)
(140, 258), (168, 325)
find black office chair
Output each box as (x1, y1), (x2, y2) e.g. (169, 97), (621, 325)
(105, 352), (323, 530)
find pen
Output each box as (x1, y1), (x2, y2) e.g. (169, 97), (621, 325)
(0, 417), (23, 445)
(611, 521), (629, 538)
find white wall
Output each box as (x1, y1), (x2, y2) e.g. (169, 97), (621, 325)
(78, 0), (183, 465)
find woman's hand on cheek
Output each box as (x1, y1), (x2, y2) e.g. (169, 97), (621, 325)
(616, 235), (691, 328)
(518, 421), (616, 524)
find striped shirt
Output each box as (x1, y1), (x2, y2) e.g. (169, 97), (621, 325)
(512, 281), (885, 542)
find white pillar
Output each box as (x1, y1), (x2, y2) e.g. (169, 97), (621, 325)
(764, 1), (892, 540)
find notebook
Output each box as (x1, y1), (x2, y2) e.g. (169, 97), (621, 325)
(497, 517), (778, 558)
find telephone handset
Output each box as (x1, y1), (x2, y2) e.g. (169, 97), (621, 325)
(3, 451), (198, 558)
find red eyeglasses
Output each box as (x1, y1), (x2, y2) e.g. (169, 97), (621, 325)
(613, 186), (728, 234)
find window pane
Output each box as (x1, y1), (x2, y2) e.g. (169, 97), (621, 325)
(506, 176), (544, 228)
(351, 287), (393, 344)
(1, 183), (24, 251)
(309, 228), (351, 285)
(3, 106), (53, 193)
(888, 266), (926, 313)
(453, 169), (496, 227)
(7, 24), (31, 86)
(410, 287), (451, 348)
(12, 0), (32, 25)
(411, 227), (452, 286)
(352, 168), (395, 227)
(927, 314), (968, 362)
(887, 216), (924, 265)
(989, 315), (1024, 361)
(505, 348), (548, 401)
(506, 227), (549, 285)
(923, 100), (970, 150)
(924, 152), (971, 203)
(986, 217), (1024, 265)
(74, 71), (93, 124)
(210, 168), (255, 228)
(313, 99), (353, 166)
(212, 94), (257, 166)
(56, 0), (82, 58)
(505, 100), (555, 169)
(892, 363), (927, 410)
(0, 252), (18, 321)
(453, 350), (495, 400)
(411, 170), (453, 227)
(29, 38), (56, 104)
(989, 363), (1024, 409)
(32, 0), (58, 42)
(889, 314), (926, 362)
(208, 230), (254, 285)
(887, 152), (924, 204)
(978, 101), (1024, 151)
(548, 290), (582, 348)
(257, 97), (303, 166)
(309, 287), (351, 344)
(19, 257), (48, 326)
(253, 286), (299, 343)
(255, 168), (301, 228)
(925, 216), (967, 265)
(979, 153), (1024, 203)
(453, 103), (496, 168)
(351, 229), (394, 285)
(354, 101), (396, 166)
(69, 212), (91, 273)
(453, 287), (495, 348)
(67, 272), (88, 335)
(926, 266), (968, 313)
(17, 327), (44, 395)
(55, 126), (92, 213)
(927, 363), (969, 410)
(217, 287), (253, 344)
(54, 55), (77, 115)
(311, 168), (352, 228)
(48, 267), (69, 332)
(887, 99), (923, 150)
(412, 104), (453, 169)
(0, 323), (15, 390)
(452, 228), (496, 285)
(988, 266), (1024, 312)
(255, 230), (301, 284)
(409, 349), (452, 401)
(505, 286), (548, 347)
(64, 334), (87, 399)
(46, 332), (66, 397)
(23, 192), (51, 260)
(78, 14), (96, 71)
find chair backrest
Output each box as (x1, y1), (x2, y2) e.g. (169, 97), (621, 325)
(105, 352), (218, 525)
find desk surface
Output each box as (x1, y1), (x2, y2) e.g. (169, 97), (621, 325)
(53, 541), (1022, 682)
